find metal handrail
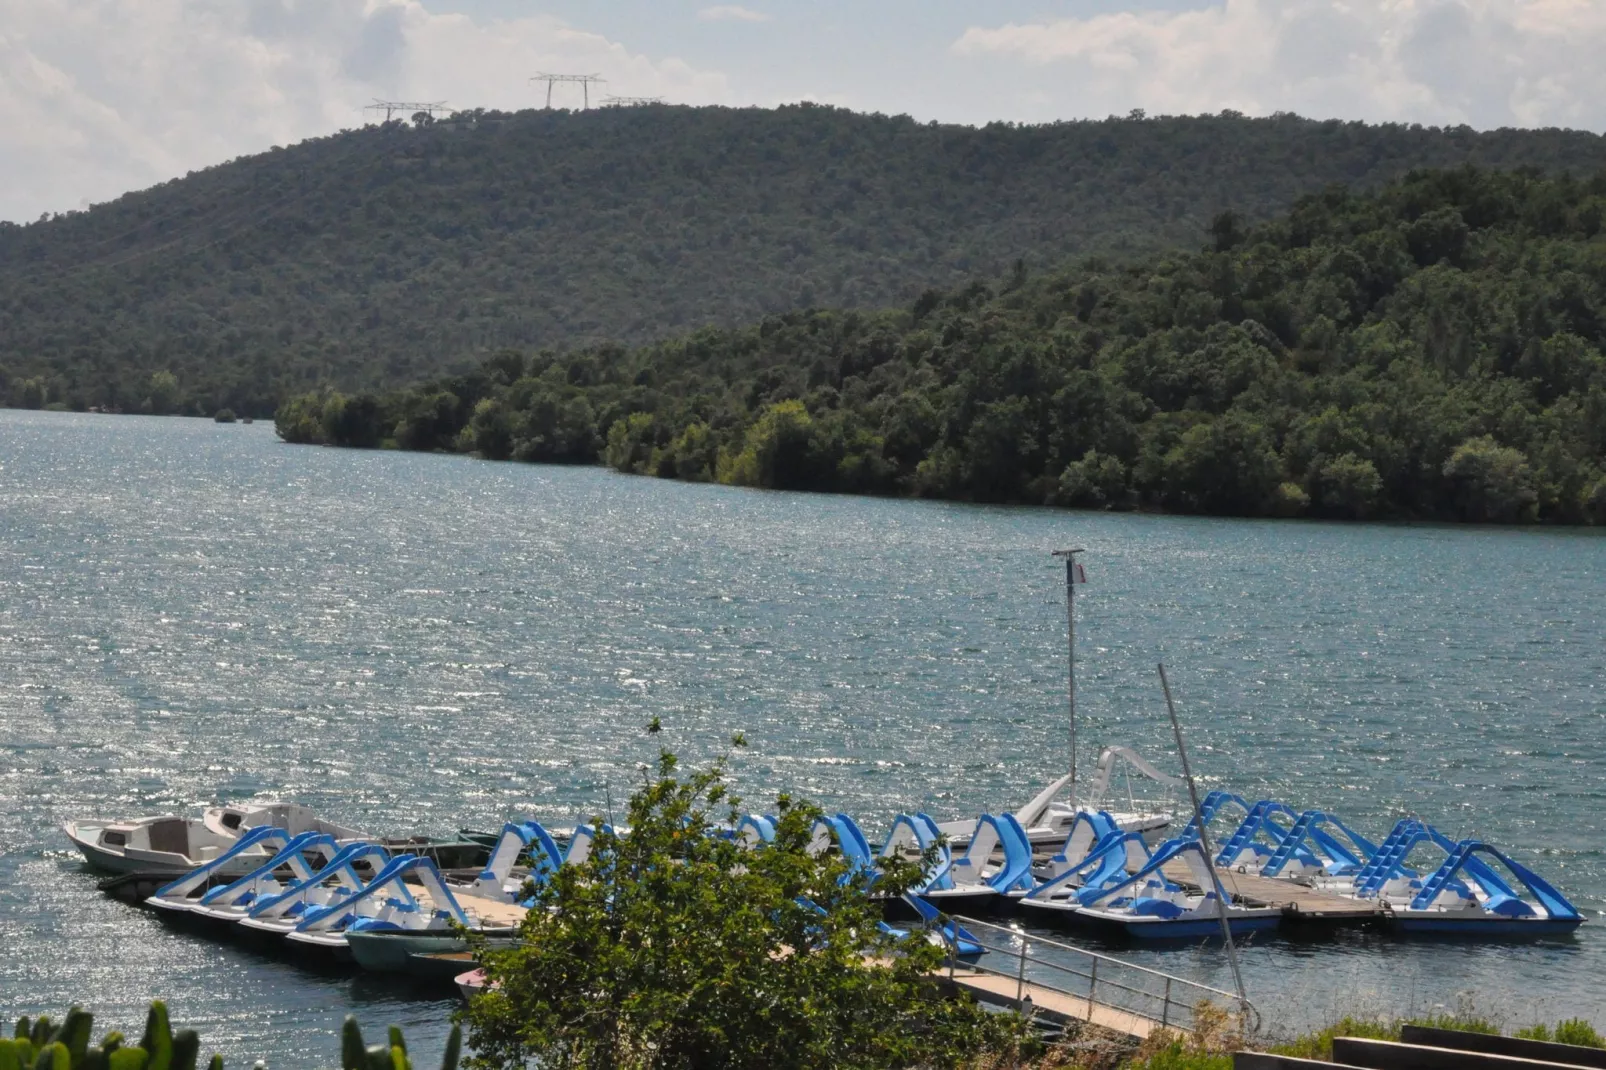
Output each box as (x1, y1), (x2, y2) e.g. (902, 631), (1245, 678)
(936, 913), (1261, 1033)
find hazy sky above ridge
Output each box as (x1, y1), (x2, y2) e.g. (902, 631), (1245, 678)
(2, 0), (1605, 223)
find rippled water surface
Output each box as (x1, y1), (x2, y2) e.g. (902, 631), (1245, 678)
(2, 411), (1604, 1063)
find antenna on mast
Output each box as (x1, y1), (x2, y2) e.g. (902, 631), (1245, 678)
(1051, 548), (1087, 807)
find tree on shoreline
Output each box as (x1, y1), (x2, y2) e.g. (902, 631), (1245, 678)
(278, 167), (1606, 526)
(459, 742), (1024, 1070)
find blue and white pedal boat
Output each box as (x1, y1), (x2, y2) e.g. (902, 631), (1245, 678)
(1061, 839), (1281, 940)
(914, 812), (1035, 914)
(236, 842), (393, 941)
(1019, 823), (1155, 920)
(289, 855), (477, 958)
(145, 826), (297, 921)
(187, 832), (340, 926)
(344, 820), (576, 974)
(1379, 837), (1583, 937)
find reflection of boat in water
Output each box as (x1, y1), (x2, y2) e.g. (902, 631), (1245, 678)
(65, 801), (367, 876)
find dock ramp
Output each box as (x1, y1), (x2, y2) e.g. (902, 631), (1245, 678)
(934, 915), (1259, 1039)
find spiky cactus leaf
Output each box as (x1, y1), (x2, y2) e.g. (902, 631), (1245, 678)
(32, 1042), (69, 1070)
(58, 1009), (92, 1062)
(340, 1018), (365, 1070)
(169, 1030), (200, 1070)
(206, 1055), (223, 1070)
(101, 1032), (124, 1054)
(80, 1046), (109, 1070)
(0, 1038), (23, 1070)
(363, 1043), (391, 1070)
(28, 1021), (49, 1051)
(386, 1027), (405, 1056)
(107, 1045), (149, 1070)
(139, 1004), (171, 1070)
(13, 1020), (28, 1043)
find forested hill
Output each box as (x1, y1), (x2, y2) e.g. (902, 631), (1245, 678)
(279, 167), (1606, 525)
(8, 106), (1606, 417)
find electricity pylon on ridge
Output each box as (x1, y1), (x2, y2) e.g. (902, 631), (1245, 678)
(365, 100), (453, 123)
(530, 73), (605, 109)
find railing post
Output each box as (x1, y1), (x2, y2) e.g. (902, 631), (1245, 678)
(1088, 957), (1099, 1011)
(1161, 977), (1171, 1029)
(1015, 933), (1028, 1003)
(947, 922), (956, 981)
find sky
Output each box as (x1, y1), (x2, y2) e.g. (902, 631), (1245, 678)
(3, 0), (1606, 224)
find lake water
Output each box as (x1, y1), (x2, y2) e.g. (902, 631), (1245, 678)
(1, 410), (1603, 1063)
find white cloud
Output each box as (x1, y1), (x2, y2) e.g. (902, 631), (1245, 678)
(0, 0), (731, 222)
(952, 0), (1606, 130)
(697, 6), (770, 23)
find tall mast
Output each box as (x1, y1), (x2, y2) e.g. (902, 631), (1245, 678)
(1158, 662), (1248, 1018)
(1052, 548), (1085, 807)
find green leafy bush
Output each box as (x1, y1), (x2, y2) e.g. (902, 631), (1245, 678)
(1516, 1018), (1606, 1048)
(459, 743), (1026, 1070)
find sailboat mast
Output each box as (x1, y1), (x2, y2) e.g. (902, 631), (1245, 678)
(1157, 662), (1249, 1018)
(1052, 548), (1085, 807)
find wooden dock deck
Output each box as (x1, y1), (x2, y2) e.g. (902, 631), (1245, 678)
(941, 968), (1165, 1038)
(453, 891), (529, 927)
(1158, 861), (1380, 921)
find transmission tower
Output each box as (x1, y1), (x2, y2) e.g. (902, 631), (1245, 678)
(601, 96), (665, 108)
(365, 99), (453, 123)
(530, 73), (606, 109)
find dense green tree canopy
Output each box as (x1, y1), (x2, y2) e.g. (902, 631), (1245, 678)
(461, 745), (1021, 1070)
(281, 167), (1606, 524)
(7, 106), (1606, 416)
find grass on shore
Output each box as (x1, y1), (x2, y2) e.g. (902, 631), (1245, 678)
(991, 1003), (1606, 1069)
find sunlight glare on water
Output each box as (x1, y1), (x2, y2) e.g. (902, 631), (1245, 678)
(1, 410), (1603, 1062)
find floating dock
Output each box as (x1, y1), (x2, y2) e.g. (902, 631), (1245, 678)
(1159, 862), (1382, 925)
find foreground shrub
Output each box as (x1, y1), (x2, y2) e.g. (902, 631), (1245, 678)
(0, 1005), (458, 1070)
(460, 739), (1027, 1070)
(1517, 1018), (1606, 1048)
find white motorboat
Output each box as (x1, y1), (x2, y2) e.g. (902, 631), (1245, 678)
(65, 801), (368, 876)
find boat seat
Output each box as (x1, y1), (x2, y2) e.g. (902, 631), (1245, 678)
(1484, 893), (1536, 917)
(148, 819), (191, 855)
(1129, 897), (1183, 919)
